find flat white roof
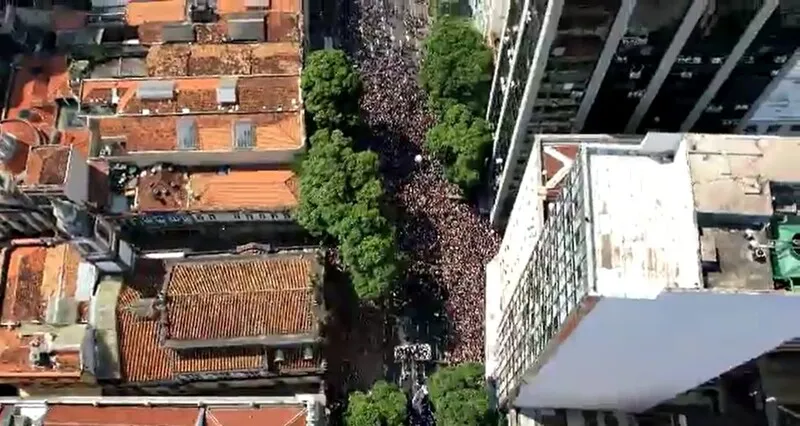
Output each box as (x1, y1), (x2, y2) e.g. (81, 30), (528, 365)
(588, 142), (702, 298)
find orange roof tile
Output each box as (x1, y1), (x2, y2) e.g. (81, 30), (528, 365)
(6, 56), (71, 128)
(189, 169), (299, 210)
(23, 145), (71, 186)
(125, 0), (188, 26)
(265, 12), (300, 41)
(3, 56), (71, 176)
(205, 406), (306, 426)
(146, 42), (300, 77)
(94, 112), (302, 153)
(163, 254), (318, 342)
(0, 331), (82, 378)
(81, 76), (298, 115)
(116, 258), (323, 383)
(1, 244), (82, 324)
(0, 120), (39, 176)
(41, 405), (307, 426)
(0, 243), (84, 380)
(43, 405), (199, 426)
(269, 0), (300, 13)
(132, 167), (298, 212)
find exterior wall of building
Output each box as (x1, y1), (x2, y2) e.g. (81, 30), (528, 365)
(513, 291), (800, 412)
(95, 147), (303, 168)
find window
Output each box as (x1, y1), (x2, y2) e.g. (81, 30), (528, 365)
(743, 125), (758, 134)
(208, 214), (217, 221)
(766, 124), (783, 134)
(177, 117), (198, 150)
(233, 120), (255, 150)
(790, 124), (800, 133)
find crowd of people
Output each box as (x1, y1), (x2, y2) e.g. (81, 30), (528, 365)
(341, 0), (501, 364)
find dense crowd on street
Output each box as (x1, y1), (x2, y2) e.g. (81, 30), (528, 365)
(341, 0), (500, 364)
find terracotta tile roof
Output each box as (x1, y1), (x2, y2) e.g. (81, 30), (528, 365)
(23, 145), (71, 186)
(3, 56), (71, 175)
(205, 405), (306, 426)
(125, 0), (188, 26)
(41, 405), (307, 426)
(0, 331), (82, 378)
(195, 22), (228, 44)
(131, 167), (298, 212)
(94, 112), (302, 153)
(1, 244), (82, 324)
(163, 254), (317, 341)
(81, 76), (298, 115)
(172, 346), (263, 373)
(265, 12), (300, 42)
(272, 0), (301, 13)
(0, 243), (84, 380)
(146, 42), (300, 76)
(116, 258), (323, 383)
(43, 405), (199, 426)
(117, 259), (173, 382)
(0, 120), (38, 176)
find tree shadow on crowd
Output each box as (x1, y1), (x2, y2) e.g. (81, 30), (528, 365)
(321, 254), (400, 425)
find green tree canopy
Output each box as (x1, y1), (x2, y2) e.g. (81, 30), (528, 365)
(346, 381), (408, 426)
(421, 16), (493, 116)
(425, 103), (492, 194)
(301, 49), (362, 129)
(428, 363), (492, 426)
(297, 129), (399, 300)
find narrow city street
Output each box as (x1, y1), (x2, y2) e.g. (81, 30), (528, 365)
(318, 0), (500, 422)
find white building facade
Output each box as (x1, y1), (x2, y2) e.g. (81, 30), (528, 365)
(486, 132), (800, 413)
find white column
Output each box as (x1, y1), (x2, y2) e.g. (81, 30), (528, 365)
(572, 0), (636, 132)
(624, 0), (708, 133)
(682, 0), (780, 132)
(491, 0), (564, 220)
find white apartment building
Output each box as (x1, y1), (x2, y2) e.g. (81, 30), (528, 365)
(486, 132), (800, 414)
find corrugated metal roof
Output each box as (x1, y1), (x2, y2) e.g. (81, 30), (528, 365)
(177, 117), (198, 150)
(162, 23), (195, 43)
(137, 80), (175, 100)
(227, 18), (265, 41)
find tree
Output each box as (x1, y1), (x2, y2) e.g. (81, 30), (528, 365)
(296, 129), (399, 300)
(421, 16), (493, 116)
(346, 381), (407, 426)
(301, 49), (362, 129)
(425, 103), (492, 194)
(428, 363), (492, 426)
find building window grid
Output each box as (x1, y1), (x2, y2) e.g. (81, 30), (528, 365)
(492, 5), (545, 193)
(495, 152), (589, 401)
(488, 0), (523, 126)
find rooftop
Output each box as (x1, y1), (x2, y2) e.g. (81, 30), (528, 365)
(1, 56), (79, 175)
(498, 133), (800, 302)
(36, 402), (308, 426)
(0, 242), (92, 380)
(116, 254), (323, 383)
(23, 146), (72, 186)
(91, 112), (302, 154)
(80, 75), (299, 115)
(162, 252), (320, 347)
(124, 165), (298, 213)
(145, 42), (300, 77)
